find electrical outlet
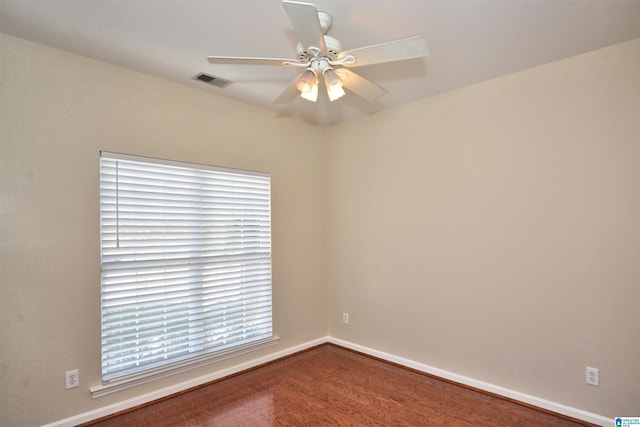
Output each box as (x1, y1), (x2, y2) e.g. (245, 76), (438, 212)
(586, 367), (599, 386)
(342, 312), (349, 324)
(65, 369), (79, 389)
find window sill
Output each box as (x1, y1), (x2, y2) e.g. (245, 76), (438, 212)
(90, 336), (280, 399)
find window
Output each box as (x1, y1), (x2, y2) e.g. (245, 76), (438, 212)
(98, 152), (274, 390)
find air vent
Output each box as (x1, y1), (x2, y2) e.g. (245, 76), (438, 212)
(193, 73), (232, 88)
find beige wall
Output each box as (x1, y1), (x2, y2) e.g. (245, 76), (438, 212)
(0, 33), (327, 426)
(326, 38), (640, 418)
(2, 29), (639, 425)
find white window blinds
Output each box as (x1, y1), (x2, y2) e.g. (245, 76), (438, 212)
(99, 152), (273, 384)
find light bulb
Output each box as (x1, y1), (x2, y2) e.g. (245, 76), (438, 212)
(326, 83), (345, 102)
(323, 68), (341, 87)
(323, 68), (345, 102)
(296, 69), (317, 93)
(300, 81), (318, 102)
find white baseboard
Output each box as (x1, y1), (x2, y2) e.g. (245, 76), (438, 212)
(44, 336), (611, 427)
(42, 337), (328, 427)
(327, 337), (611, 427)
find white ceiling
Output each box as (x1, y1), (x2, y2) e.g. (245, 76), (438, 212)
(1, 0), (640, 126)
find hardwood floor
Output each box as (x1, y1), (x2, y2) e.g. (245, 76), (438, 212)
(83, 344), (598, 426)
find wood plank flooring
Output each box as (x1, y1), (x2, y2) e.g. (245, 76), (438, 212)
(83, 344), (598, 426)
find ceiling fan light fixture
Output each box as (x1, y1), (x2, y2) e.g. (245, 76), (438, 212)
(296, 69), (317, 93)
(323, 68), (345, 101)
(300, 81), (318, 102)
(323, 68), (341, 87)
(326, 83), (345, 102)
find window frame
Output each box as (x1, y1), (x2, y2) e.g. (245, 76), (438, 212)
(92, 152), (278, 397)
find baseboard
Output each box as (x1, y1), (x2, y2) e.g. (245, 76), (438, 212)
(44, 335), (611, 427)
(327, 337), (611, 427)
(41, 337), (329, 427)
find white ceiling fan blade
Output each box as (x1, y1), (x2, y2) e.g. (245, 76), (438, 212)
(337, 35), (429, 67)
(273, 77), (301, 104)
(208, 56), (298, 66)
(337, 69), (388, 102)
(282, 0), (326, 52)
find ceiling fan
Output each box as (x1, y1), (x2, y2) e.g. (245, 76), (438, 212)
(207, 0), (429, 104)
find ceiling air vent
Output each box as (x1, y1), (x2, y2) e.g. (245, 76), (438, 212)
(193, 73), (232, 88)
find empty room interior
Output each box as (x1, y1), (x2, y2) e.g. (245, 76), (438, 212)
(1, 1), (639, 426)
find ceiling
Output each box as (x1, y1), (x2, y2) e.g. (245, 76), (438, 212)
(1, 0), (640, 126)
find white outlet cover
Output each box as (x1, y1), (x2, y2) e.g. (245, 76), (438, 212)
(586, 367), (599, 386)
(65, 369), (79, 389)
